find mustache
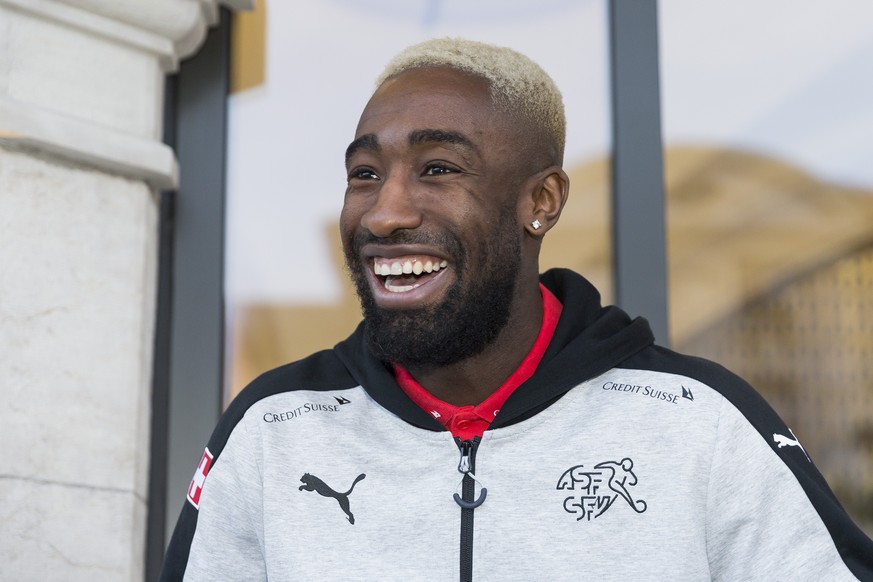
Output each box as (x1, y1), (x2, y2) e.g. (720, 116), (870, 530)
(348, 228), (464, 258)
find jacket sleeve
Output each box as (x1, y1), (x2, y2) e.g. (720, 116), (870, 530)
(706, 397), (873, 581)
(160, 416), (266, 581)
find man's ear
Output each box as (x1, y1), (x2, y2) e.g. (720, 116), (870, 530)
(523, 166), (569, 237)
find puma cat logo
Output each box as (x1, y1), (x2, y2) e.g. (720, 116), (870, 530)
(299, 473), (366, 524)
(773, 428), (810, 462)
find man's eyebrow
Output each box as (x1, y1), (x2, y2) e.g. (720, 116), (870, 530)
(409, 129), (479, 156)
(345, 134), (380, 165)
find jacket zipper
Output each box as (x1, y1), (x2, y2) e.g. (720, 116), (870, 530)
(456, 436), (483, 582)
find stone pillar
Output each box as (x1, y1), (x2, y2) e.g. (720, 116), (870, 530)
(0, 1), (249, 579)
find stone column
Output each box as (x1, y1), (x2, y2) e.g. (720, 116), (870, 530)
(0, 1), (249, 579)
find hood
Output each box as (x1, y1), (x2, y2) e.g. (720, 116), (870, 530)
(491, 268), (655, 427)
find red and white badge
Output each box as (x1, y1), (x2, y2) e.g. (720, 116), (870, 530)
(187, 447), (214, 509)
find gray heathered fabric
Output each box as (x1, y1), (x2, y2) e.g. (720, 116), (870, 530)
(182, 371), (859, 581)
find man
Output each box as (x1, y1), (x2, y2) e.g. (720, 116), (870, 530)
(162, 38), (873, 581)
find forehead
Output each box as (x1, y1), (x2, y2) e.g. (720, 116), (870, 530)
(354, 67), (506, 144)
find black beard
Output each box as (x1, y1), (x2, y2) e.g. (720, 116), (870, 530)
(343, 212), (521, 369)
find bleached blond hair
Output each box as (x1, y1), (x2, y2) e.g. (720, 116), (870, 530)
(376, 38), (566, 164)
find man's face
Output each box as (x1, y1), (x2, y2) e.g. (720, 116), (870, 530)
(340, 67), (530, 368)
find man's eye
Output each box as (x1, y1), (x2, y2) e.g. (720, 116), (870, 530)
(424, 165), (455, 176)
(349, 168), (379, 181)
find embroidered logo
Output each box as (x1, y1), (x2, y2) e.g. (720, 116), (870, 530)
(187, 448), (213, 509)
(299, 473), (366, 524)
(334, 396), (351, 405)
(557, 458), (647, 521)
(681, 386), (694, 401)
(773, 428), (810, 462)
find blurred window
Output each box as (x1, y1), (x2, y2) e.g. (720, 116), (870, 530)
(660, 0), (873, 534)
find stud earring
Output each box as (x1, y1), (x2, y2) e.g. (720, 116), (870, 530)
(531, 219), (542, 230)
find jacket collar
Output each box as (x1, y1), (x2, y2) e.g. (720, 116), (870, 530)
(333, 268), (655, 431)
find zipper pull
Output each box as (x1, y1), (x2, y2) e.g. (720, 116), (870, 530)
(458, 440), (473, 474)
(454, 439), (487, 509)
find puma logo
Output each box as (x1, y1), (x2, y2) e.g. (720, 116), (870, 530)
(773, 428), (810, 462)
(299, 473), (366, 524)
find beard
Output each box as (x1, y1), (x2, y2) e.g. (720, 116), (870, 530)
(343, 210), (522, 369)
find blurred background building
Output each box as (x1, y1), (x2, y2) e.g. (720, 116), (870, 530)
(1, 1), (871, 580)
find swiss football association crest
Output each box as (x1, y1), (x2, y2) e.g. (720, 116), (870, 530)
(557, 458), (647, 521)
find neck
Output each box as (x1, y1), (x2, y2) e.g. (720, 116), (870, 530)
(404, 279), (543, 406)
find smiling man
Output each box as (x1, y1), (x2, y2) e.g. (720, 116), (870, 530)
(161, 39), (873, 581)
(341, 63), (565, 406)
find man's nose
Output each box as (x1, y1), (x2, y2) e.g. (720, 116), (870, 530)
(360, 173), (422, 238)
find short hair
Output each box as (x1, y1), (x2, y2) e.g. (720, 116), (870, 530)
(376, 38), (566, 164)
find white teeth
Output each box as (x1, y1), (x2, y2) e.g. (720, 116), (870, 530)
(372, 257), (449, 278)
(373, 259), (391, 276)
(384, 279), (420, 293)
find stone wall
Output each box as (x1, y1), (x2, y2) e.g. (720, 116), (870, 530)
(0, 1), (249, 579)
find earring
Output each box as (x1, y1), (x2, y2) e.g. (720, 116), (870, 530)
(531, 219), (542, 230)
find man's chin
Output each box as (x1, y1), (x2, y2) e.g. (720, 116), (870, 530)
(361, 288), (507, 368)
(364, 324), (460, 368)
(359, 289), (462, 366)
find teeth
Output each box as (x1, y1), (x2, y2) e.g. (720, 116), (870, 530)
(373, 259), (390, 277)
(372, 257), (449, 278)
(384, 278), (420, 293)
